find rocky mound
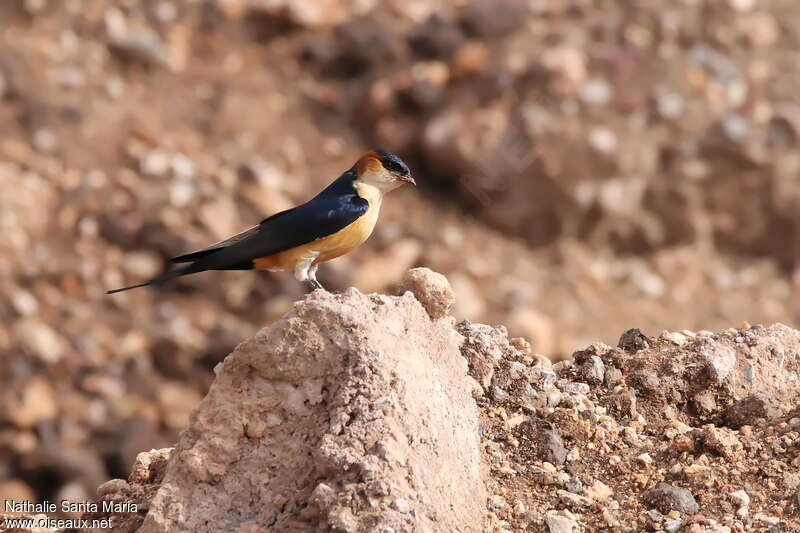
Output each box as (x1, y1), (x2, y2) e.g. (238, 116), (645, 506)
(85, 269), (483, 532)
(64, 270), (800, 532)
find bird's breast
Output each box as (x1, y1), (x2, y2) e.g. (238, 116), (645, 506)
(312, 191), (381, 263)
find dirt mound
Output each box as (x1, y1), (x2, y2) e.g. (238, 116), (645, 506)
(87, 276), (483, 532)
(76, 270), (800, 532)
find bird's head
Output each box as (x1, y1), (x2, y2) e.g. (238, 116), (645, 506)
(355, 150), (415, 192)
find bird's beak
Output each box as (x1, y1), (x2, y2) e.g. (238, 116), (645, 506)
(400, 175), (416, 186)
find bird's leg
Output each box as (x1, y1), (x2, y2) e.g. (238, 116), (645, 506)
(307, 264), (325, 291)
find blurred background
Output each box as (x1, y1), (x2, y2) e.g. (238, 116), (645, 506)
(2, 0), (799, 508)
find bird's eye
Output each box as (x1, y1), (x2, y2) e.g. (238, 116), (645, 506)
(382, 159), (403, 173)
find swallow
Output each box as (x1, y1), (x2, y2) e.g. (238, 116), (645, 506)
(107, 150), (414, 294)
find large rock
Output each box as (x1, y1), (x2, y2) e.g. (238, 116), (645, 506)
(131, 288), (484, 532)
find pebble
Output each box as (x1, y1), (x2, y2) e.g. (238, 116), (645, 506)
(584, 480), (613, 501)
(588, 127), (618, 153)
(397, 267), (455, 319)
(15, 319), (68, 363)
(11, 289), (39, 316)
(32, 128), (57, 152)
(642, 483), (699, 515)
(141, 149), (172, 177)
(657, 92), (685, 119)
(392, 498), (411, 514)
(545, 514), (579, 533)
(557, 489), (593, 507)
(580, 79), (613, 106)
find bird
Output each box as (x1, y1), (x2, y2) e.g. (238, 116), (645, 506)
(107, 150), (415, 294)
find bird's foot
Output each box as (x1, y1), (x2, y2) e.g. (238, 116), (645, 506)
(307, 279), (325, 292)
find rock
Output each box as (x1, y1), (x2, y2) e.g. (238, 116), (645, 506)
(518, 419), (567, 466)
(728, 490), (750, 508)
(10, 288), (39, 316)
(130, 448), (172, 485)
(642, 483), (699, 515)
(408, 15), (464, 59)
(604, 367), (623, 388)
(618, 328), (649, 351)
(14, 319), (68, 363)
(396, 267), (454, 319)
(579, 355), (605, 385)
(5, 376), (58, 428)
(97, 478), (130, 498)
(134, 290), (484, 532)
(109, 28), (174, 70)
(584, 480), (614, 501)
(459, 0), (525, 39)
(546, 513), (580, 532)
(123, 251), (163, 279)
(724, 392), (779, 428)
(701, 343), (736, 383)
(698, 425), (743, 460)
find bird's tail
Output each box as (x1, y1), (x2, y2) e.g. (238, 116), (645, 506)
(106, 263), (200, 294)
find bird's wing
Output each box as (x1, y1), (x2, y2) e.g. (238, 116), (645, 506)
(170, 172), (369, 271)
(170, 225), (262, 263)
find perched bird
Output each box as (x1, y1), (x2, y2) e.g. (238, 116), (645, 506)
(107, 150), (414, 294)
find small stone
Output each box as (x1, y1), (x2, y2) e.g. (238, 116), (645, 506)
(604, 367), (623, 388)
(397, 268), (455, 319)
(141, 148), (171, 177)
(721, 113), (749, 141)
(588, 127), (617, 153)
(171, 152), (196, 179)
(392, 498), (411, 514)
(519, 419), (567, 465)
(699, 425), (743, 460)
(546, 390), (562, 408)
(642, 483), (699, 515)
(557, 489), (593, 508)
(672, 435), (695, 453)
(663, 519), (682, 533)
(327, 508), (357, 531)
(7, 377), (58, 428)
(123, 250), (162, 279)
(11, 289), (39, 316)
(584, 480), (613, 501)
(97, 479), (130, 498)
(580, 79), (612, 106)
(309, 483), (336, 509)
(701, 343), (736, 383)
(724, 392), (779, 428)
(546, 514), (579, 533)
(753, 513), (779, 525)
(32, 128), (57, 152)
(693, 390), (717, 415)
(15, 319), (68, 363)
(729, 490), (750, 508)
(170, 181), (196, 207)
(729, 0), (755, 11)
(109, 28), (174, 70)
(579, 355), (605, 385)
(661, 331), (689, 346)
(657, 92), (685, 118)
(618, 328), (649, 351)
(565, 477), (583, 494)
